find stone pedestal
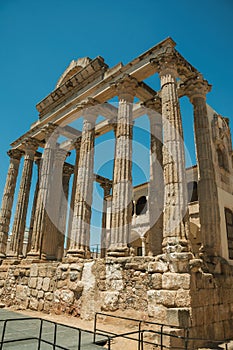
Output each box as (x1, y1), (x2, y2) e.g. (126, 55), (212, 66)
(0, 149), (22, 258)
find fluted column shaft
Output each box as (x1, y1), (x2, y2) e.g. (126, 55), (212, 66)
(159, 64), (189, 252)
(68, 114), (96, 258)
(0, 149), (22, 258)
(27, 125), (57, 259)
(8, 139), (38, 257)
(56, 163), (73, 260)
(100, 182), (111, 258)
(186, 79), (221, 256)
(108, 77), (137, 257)
(27, 158), (41, 254)
(146, 100), (164, 256)
(41, 147), (68, 260)
(66, 140), (81, 251)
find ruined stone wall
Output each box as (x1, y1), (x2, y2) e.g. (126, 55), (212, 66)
(0, 257), (232, 344)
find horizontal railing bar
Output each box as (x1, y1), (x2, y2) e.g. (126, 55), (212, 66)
(95, 312), (187, 330)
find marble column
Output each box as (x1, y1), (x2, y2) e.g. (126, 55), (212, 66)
(145, 98), (164, 256)
(8, 139), (38, 258)
(185, 78), (221, 257)
(100, 181), (112, 258)
(41, 147), (68, 260)
(156, 56), (189, 252)
(66, 139), (81, 252)
(27, 157), (41, 254)
(108, 76), (138, 257)
(67, 109), (97, 259)
(27, 124), (57, 259)
(57, 163), (73, 261)
(0, 149), (22, 258)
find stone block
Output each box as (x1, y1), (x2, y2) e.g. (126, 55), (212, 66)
(162, 273), (190, 290)
(60, 289), (74, 304)
(59, 264), (69, 271)
(30, 264), (38, 277)
(16, 285), (28, 301)
(42, 277), (50, 292)
(102, 291), (119, 311)
(37, 277), (43, 290)
(38, 266), (47, 277)
(28, 277), (37, 289)
(68, 281), (84, 293)
(69, 271), (80, 281)
(29, 297), (39, 310)
(148, 261), (168, 273)
(57, 280), (67, 289)
(175, 290), (191, 307)
(166, 308), (191, 328)
(45, 292), (53, 301)
(70, 263), (83, 272)
(148, 289), (176, 307)
(38, 299), (44, 311)
(38, 291), (44, 299)
(31, 289), (38, 297)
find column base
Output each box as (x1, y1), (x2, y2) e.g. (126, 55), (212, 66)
(66, 249), (90, 259)
(26, 251), (40, 260)
(107, 246), (129, 257)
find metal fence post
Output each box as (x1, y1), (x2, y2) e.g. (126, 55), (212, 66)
(78, 329), (81, 350)
(0, 320), (7, 350)
(37, 319), (43, 350)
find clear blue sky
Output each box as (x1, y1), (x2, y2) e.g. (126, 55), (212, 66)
(0, 0), (233, 243)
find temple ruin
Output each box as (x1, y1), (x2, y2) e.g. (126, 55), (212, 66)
(0, 37), (232, 346)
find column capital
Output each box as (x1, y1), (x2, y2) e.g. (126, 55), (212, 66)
(41, 123), (59, 144)
(72, 138), (82, 151)
(100, 181), (112, 197)
(114, 75), (138, 102)
(181, 76), (212, 102)
(151, 52), (178, 79)
(63, 163), (74, 177)
(22, 138), (39, 157)
(7, 149), (23, 160)
(143, 95), (162, 114)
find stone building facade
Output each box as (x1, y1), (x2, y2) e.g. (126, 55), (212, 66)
(0, 38), (232, 346)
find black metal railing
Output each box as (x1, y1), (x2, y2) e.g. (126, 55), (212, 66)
(94, 312), (231, 350)
(0, 316), (110, 350)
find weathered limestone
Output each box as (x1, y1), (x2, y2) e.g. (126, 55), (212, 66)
(8, 139), (38, 258)
(66, 139), (81, 252)
(153, 53), (189, 252)
(145, 98), (164, 256)
(0, 149), (22, 258)
(57, 163), (73, 260)
(27, 124), (57, 259)
(41, 147), (68, 260)
(67, 103), (97, 259)
(108, 76), (138, 257)
(185, 78), (221, 258)
(27, 158), (41, 254)
(100, 181), (112, 258)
